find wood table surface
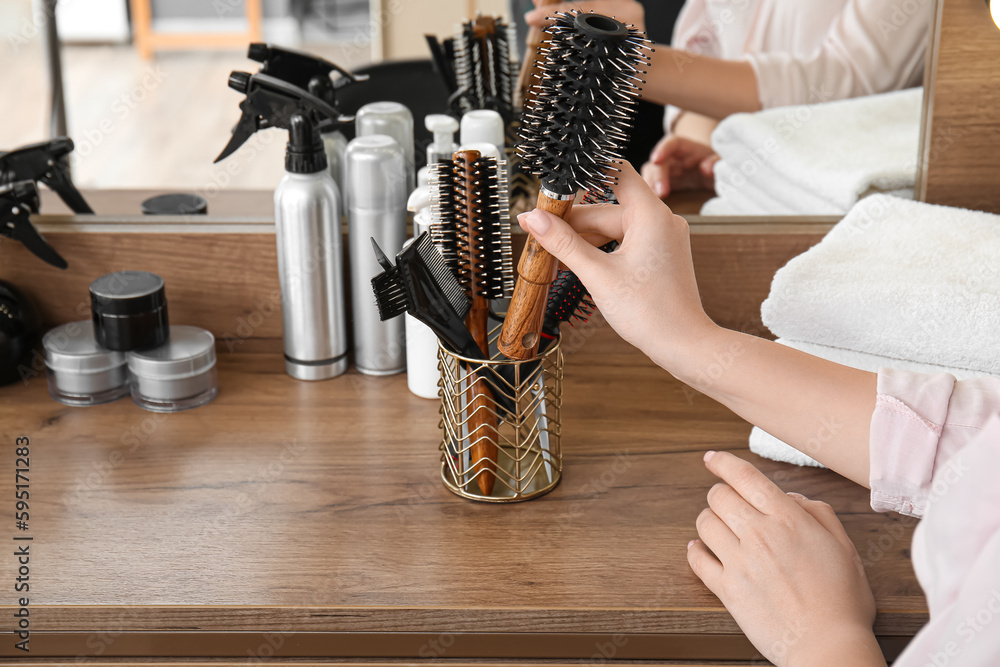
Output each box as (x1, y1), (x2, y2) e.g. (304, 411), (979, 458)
(0, 320), (926, 662)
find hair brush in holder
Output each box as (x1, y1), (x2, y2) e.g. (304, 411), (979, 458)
(429, 149), (513, 495)
(498, 11), (650, 360)
(452, 16), (517, 122)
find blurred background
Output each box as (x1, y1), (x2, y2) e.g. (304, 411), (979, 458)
(0, 0), (680, 192)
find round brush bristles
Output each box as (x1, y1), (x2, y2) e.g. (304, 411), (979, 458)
(452, 16), (516, 120)
(429, 155), (513, 301)
(518, 10), (651, 198)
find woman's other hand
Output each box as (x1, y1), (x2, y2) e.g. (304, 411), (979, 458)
(688, 451), (885, 667)
(641, 135), (718, 200)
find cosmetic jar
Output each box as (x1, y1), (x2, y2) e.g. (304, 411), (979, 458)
(127, 325), (218, 412)
(43, 321), (130, 406)
(90, 271), (169, 351)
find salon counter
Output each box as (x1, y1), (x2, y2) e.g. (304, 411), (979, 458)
(0, 323), (926, 663)
(0, 208), (925, 664)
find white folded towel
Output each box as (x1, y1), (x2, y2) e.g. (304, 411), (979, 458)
(703, 88), (923, 215)
(749, 339), (985, 467)
(762, 194), (1000, 376)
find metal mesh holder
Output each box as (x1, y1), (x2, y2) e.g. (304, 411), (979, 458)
(437, 329), (563, 502)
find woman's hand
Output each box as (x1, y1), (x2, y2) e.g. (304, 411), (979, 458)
(524, 0), (645, 32)
(641, 135), (719, 200)
(689, 451), (884, 667)
(517, 161), (714, 371)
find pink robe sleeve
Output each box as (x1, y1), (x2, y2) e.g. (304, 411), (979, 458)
(746, 0), (929, 109)
(869, 368), (1000, 517)
(890, 414), (1000, 665)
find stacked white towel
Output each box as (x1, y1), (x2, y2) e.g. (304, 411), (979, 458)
(702, 88), (923, 216)
(750, 194), (1000, 466)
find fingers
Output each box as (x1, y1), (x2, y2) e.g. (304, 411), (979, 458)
(786, 493), (854, 548)
(612, 160), (669, 211)
(563, 202), (626, 240)
(518, 209), (608, 286)
(703, 451), (790, 515)
(640, 160), (670, 199)
(699, 154), (719, 190)
(687, 539), (723, 594)
(706, 482), (759, 537)
(696, 507), (740, 561)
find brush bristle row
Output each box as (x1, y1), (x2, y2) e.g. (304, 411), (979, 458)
(430, 156), (513, 301)
(517, 10), (651, 197)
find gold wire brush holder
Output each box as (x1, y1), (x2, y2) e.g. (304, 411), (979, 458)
(437, 327), (563, 502)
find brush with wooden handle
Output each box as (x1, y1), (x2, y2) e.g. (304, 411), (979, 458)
(453, 15), (516, 121)
(430, 150), (513, 495)
(515, 0), (561, 110)
(499, 10), (651, 360)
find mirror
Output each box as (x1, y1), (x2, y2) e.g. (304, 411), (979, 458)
(0, 0), (932, 220)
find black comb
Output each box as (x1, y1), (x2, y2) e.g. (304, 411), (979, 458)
(518, 10), (651, 199)
(371, 233), (469, 339)
(370, 234), (516, 415)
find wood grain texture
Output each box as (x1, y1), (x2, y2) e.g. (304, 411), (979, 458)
(500, 195), (575, 359)
(918, 0), (1000, 213)
(0, 320), (925, 659)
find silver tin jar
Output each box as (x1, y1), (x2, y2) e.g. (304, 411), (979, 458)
(127, 325), (218, 412)
(346, 135), (408, 375)
(44, 320), (130, 406)
(356, 101), (414, 192)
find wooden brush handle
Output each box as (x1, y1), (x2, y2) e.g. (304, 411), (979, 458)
(465, 299), (497, 495)
(498, 192), (574, 359)
(516, 0), (561, 109)
(466, 373), (497, 496)
(455, 148), (499, 496)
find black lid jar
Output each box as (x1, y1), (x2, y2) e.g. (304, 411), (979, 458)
(90, 271), (169, 351)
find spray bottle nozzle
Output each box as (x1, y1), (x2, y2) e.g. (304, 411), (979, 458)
(245, 43), (369, 103)
(214, 72), (352, 164)
(227, 71), (252, 94)
(0, 138), (92, 214)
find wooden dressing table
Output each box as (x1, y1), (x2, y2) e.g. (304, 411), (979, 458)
(0, 195), (927, 665)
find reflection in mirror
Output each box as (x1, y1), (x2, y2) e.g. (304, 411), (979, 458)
(0, 0), (935, 219)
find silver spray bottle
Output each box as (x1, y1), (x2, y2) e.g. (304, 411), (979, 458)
(346, 135), (408, 375)
(274, 114), (349, 380)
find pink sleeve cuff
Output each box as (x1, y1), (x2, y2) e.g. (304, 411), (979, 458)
(869, 369), (956, 517)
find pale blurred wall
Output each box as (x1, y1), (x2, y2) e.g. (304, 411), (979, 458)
(380, 0), (509, 60)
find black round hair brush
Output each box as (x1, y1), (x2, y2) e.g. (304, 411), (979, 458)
(498, 10), (650, 360)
